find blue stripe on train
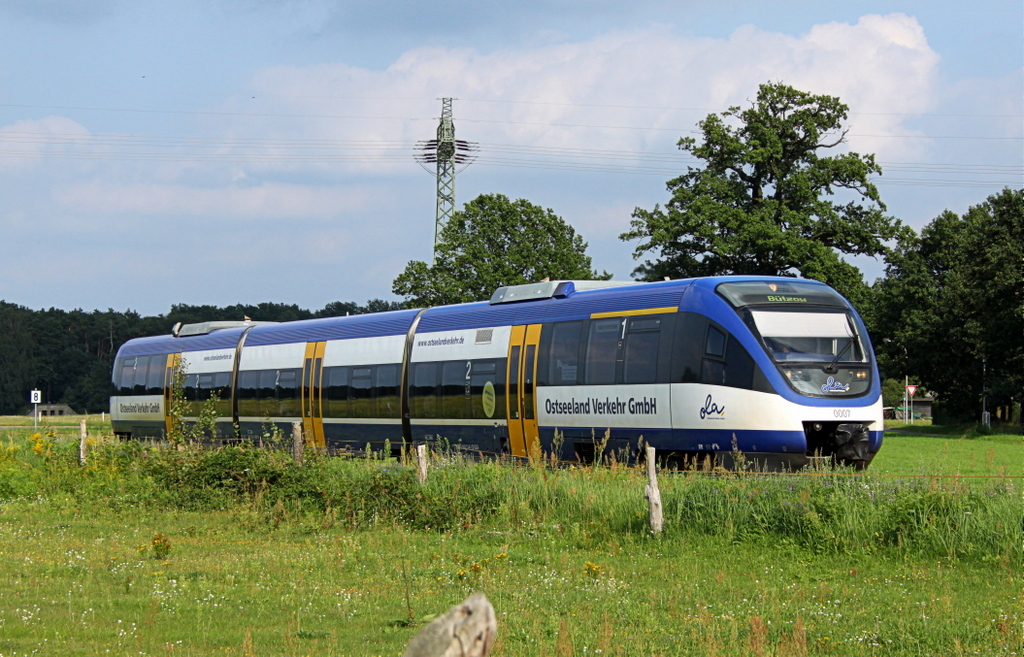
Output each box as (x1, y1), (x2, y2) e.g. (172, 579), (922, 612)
(540, 425), (883, 460)
(538, 425), (808, 457)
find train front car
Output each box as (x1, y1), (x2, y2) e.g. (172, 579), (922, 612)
(108, 276), (881, 470)
(677, 277), (883, 470)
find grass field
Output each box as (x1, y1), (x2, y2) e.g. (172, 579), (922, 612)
(875, 420), (1022, 479)
(0, 421), (1021, 656)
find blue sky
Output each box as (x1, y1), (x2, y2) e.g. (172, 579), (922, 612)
(1, 1), (1021, 315)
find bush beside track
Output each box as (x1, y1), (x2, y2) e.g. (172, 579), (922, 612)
(1, 428), (1019, 563)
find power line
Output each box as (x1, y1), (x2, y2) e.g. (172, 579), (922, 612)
(4, 128), (1020, 169)
(3, 85), (1020, 118)
(457, 96), (1024, 119)
(1, 130), (1014, 170)
(2, 102), (1021, 141)
(0, 102), (434, 123)
(1, 129), (1019, 187)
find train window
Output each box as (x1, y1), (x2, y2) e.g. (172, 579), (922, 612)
(311, 358), (323, 418)
(585, 318), (622, 385)
(146, 355), (166, 394)
(376, 365), (399, 419)
(547, 321), (582, 385)
(197, 373), (215, 401)
(237, 371), (259, 416)
(111, 358), (122, 395)
(701, 358), (726, 385)
(723, 338), (756, 390)
(670, 312), (769, 391)
(508, 346), (520, 419)
(277, 370), (298, 398)
(324, 367), (349, 417)
(523, 344), (536, 420)
(672, 314), (704, 383)
(277, 369), (300, 417)
(469, 360), (504, 419)
(411, 362), (438, 419)
(258, 370), (276, 417)
(193, 372), (229, 413)
(705, 326), (726, 358)
(698, 326), (769, 391)
(624, 330), (660, 384)
(630, 317), (662, 332)
(440, 361), (467, 419)
(117, 358), (136, 395)
(213, 372), (231, 404)
(350, 367), (373, 418)
(133, 356), (150, 395)
(183, 374), (199, 403)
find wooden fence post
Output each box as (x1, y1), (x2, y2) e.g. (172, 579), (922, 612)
(645, 445), (663, 535)
(79, 419), (88, 466)
(403, 592), (496, 657)
(416, 444), (428, 485)
(291, 421), (303, 466)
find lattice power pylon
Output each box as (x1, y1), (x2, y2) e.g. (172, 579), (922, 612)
(415, 98), (477, 260)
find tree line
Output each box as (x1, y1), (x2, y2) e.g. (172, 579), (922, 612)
(0, 299), (401, 415)
(2, 82), (1020, 421)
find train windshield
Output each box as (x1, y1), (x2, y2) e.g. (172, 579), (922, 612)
(716, 281), (872, 397)
(749, 309), (871, 396)
(750, 311), (866, 364)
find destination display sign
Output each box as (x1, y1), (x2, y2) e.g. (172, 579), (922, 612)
(716, 281), (847, 309)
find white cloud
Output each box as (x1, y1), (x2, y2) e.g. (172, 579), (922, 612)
(0, 116), (92, 171)
(16, 14), (937, 223)
(1, 13), (961, 312)
(242, 14), (940, 162)
(53, 181), (375, 220)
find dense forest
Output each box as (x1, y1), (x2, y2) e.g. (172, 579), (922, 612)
(0, 299), (401, 415)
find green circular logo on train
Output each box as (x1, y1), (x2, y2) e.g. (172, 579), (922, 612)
(482, 380), (496, 418)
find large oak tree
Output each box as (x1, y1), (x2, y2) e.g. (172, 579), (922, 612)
(622, 82), (907, 305)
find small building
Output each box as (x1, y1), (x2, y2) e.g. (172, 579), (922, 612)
(908, 393), (935, 419)
(26, 403), (78, 417)
(884, 394), (935, 420)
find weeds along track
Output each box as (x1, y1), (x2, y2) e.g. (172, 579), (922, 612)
(1, 428), (1020, 563)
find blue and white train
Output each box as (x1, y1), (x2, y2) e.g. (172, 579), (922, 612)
(110, 276), (883, 470)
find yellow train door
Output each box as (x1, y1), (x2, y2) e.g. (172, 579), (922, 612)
(164, 352), (181, 439)
(301, 341), (327, 449)
(506, 324), (542, 458)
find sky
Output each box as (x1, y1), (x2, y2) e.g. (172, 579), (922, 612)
(1, 0), (1021, 316)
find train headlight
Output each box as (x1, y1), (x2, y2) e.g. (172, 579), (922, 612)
(812, 422), (822, 432)
(855, 371), (867, 379)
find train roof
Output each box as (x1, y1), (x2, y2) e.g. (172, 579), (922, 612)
(115, 275), (844, 358)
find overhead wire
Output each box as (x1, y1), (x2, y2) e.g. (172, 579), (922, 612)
(0, 126), (1020, 187)
(3, 86), (1021, 118)
(2, 101), (1022, 140)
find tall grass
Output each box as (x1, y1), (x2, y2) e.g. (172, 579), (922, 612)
(1, 429), (1018, 563)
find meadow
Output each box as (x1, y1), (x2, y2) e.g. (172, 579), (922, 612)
(0, 418), (1020, 656)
